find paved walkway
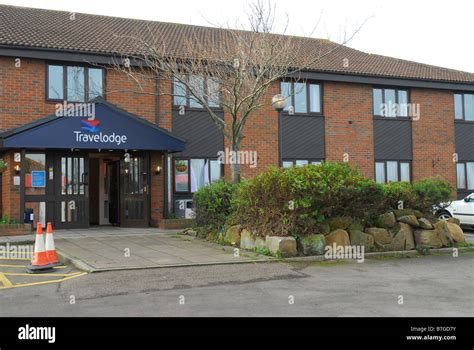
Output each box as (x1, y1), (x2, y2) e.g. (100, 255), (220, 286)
(50, 229), (271, 272)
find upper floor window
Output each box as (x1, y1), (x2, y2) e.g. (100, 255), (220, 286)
(282, 159), (323, 168)
(375, 160), (411, 184)
(280, 81), (321, 115)
(173, 75), (220, 109)
(373, 88), (409, 117)
(454, 93), (474, 121)
(47, 64), (104, 102)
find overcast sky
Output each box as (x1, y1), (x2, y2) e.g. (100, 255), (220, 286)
(1, 0), (473, 73)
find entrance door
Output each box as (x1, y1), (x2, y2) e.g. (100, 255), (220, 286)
(120, 154), (149, 227)
(55, 153), (89, 228)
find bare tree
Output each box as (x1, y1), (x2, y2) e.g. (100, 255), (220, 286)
(111, 0), (367, 183)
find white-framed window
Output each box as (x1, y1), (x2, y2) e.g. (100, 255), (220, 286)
(173, 75), (221, 108)
(282, 159), (323, 168)
(454, 93), (474, 121)
(375, 160), (411, 184)
(174, 158), (222, 193)
(457, 161), (474, 190)
(373, 87), (409, 117)
(280, 81), (322, 114)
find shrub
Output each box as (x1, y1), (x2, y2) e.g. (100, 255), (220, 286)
(383, 181), (418, 210)
(413, 178), (453, 213)
(193, 180), (238, 230)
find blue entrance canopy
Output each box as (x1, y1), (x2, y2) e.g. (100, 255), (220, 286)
(0, 100), (186, 152)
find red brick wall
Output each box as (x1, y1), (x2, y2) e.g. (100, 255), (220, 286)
(324, 82), (375, 178)
(149, 151), (165, 226)
(411, 88), (456, 189)
(0, 151), (21, 222)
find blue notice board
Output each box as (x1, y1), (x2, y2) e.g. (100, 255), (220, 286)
(31, 171), (46, 188)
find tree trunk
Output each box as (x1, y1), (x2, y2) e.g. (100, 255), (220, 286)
(230, 143), (241, 184)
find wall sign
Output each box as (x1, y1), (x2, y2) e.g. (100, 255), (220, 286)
(31, 171), (46, 188)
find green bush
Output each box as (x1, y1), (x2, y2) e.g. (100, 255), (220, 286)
(193, 180), (238, 230)
(413, 178), (453, 213)
(383, 181), (418, 210)
(231, 162), (387, 236)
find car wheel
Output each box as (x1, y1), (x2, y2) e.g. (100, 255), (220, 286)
(437, 211), (452, 221)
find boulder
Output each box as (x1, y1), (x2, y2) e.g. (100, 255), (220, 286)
(447, 217), (461, 225)
(265, 236), (297, 257)
(317, 222), (331, 236)
(240, 229), (255, 250)
(414, 229), (444, 249)
(393, 209), (424, 219)
(378, 212), (397, 229)
(366, 228), (393, 245)
(398, 215), (420, 227)
(418, 218), (433, 230)
(348, 220), (365, 233)
(224, 225), (242, 246)
(299, 234), (326, 256)
(385, 223), (415, 251)
(325, 229), (351, 248)
(327, 217), (353, 231)
(349, 230), (374, 251)
(435, 221), (465, 243)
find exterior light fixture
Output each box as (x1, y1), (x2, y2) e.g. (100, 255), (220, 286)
(272, 94), (287, 167)
(155, 165), (162, 175)
(14, 165), (21, 174)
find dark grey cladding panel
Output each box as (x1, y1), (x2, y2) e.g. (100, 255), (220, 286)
(374, 119), (412, 160)
(172, 110), (224, 158)
(455, 123), (474, 160)
(281, 115), (325, 159)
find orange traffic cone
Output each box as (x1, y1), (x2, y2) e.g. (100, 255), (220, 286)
(27, 223), (54, 273)
(45, 222), (62, 266)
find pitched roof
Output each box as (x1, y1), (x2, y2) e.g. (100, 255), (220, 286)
(1, 4), (473, 84)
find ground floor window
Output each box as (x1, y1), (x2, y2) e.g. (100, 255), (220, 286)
(375, 160), (411, 184)
(457, 161), (474, 190)
(174, 158), (222, 193)
(282, 159), (323, 168)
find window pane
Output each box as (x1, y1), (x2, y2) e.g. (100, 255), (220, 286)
(281, 82), (291, 111)
(457, 163), (466, 189)
(207, 78), (220, 107)
(400, 162), (410, 182)
(295, 160), (308, 167)
(189, 75), (204, 108)
(311, 161), (322, 165)
(190, 159), (206, 192)
(25, 153), (46, 195)
(174, 160), (189, 192)
(67, 66), (85, 102)
(373, 88), (383, 115)
(387, 161), (398, 182)
(309, 84), (321, 113)
(467, 162), (474, 190)
(282, 161), (293, 168)
(384, 89), (396, 117)
(375, 162), (385, 184)
(88, 68), (103, 100)
(210, 160), (221, 183)
(398, 90), (408, 117)
(294, 83), (307, 113)
(173, 76), (187, 106)
(454, 94), (463, 120)
(464, 94), (474, 121)
(48, 65), (64, 99)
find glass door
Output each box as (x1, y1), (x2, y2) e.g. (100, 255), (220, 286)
(120, 153), (149, 227)
(55, 153), (89, 228)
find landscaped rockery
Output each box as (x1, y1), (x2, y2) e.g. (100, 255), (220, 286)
(189, 162), (468, 258)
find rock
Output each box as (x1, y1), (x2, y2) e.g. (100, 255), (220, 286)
(436, 221), (465, 243)
(327, 217), (353, 231)
(446, 223), (465, 243)
(393, 209), (424, 219)
(348, 220), (365, 233)
(366, 227), (393, 245)
(265, 236), (297, 257)
(378, 212), (397, 228)
(385, 223), (415, 251)
(447, 217), (461, 225)
(418, 218), (433, 230)
(299, 234), (326, 256)
(255, 237), (266, 249)
(414, 229), (444, 249)
(224, 225), (242, 246)
(317, 222), (331, 236)
(349, 230), (374, 252)
(398, 215), (420, 227)
(240, 229), (255, 250)
(325, 229), (351, 248)
(434, 221), (452, 247)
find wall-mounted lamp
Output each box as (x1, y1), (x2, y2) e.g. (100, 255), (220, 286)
(155, 165), (162, 175)
(14, 165), (21, 174)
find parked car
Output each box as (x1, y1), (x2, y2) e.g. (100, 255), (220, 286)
(437, 193), (474, 228)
